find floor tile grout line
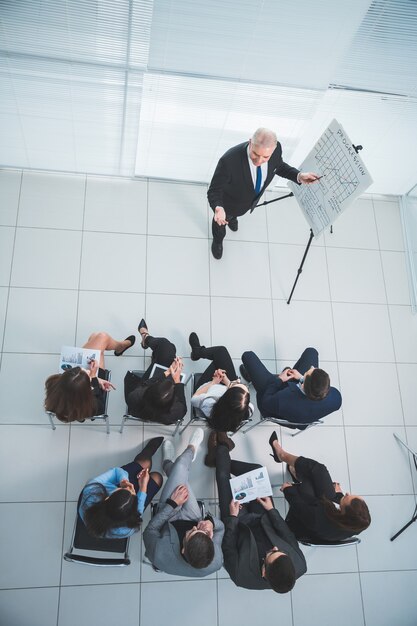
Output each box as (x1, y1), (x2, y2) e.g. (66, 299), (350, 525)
(0, 171), (23, 373)
(265, 208), (279, 368)
(357, 567), (367, 626)
(74, 174), (88, 345)
(372, 197), (417, 492)
(55, 422), (73, 626)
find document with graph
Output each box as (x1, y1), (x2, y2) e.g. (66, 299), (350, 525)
(229, 466), (272, 504)
(288, 119), (373, 237)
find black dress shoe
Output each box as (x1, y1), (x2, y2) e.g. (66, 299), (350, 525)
(114, 335), (136, 356)
(239, 364), (251, 383)
(228, 217), (238, 232)
(189, 332), (201, 361)
(211, 240), (223, 259)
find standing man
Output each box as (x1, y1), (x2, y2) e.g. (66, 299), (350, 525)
(208, 127), (319, 259)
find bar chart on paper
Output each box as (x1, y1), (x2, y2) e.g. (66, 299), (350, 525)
(288, 119), (373, 237)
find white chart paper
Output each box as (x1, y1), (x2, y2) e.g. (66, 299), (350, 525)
(288, 119), (373, 237)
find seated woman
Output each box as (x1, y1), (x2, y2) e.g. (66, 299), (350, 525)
(79, 437), (164, 538)
(269, 432), (371, 543)
(45, 330), (135, 423)
(124, 319), (187, 425)
(189, 332), (254, 432)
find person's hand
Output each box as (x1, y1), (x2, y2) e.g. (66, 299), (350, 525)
(98, 377), (116, 392)
(229, 500), (241, 517)
(171, 484), (189, 506)
(119, 478), (136, 495)
(212, 369), (225, 385)
(257, 496), (274, 511)
(333, 482), (343, 493)
(298, 172), (321, 184)
(280, 482), (293, 492)
(214, 206), (228, 226)
(278, 368), (294, 383)
(288, 368), (302, 381)
(169, 357), (183, 383)
(137, 468), (150, 492)
(87, 359), (99, 379)
(196, 519), (214, 538)
(222, 373), (231, 387)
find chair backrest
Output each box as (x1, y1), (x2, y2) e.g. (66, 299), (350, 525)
(299, 536), (361, 547)
(121, 370), (185, 435)
(64, 493), (130, 566)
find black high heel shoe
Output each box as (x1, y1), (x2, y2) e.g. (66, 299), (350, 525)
(138, 318), (149, 349)
(268, 431), (282, 463)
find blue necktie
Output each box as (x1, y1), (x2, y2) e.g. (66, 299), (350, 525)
(254, 166), (262, 195)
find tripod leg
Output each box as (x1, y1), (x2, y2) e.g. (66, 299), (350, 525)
(390, 504), (417, 541)
(287, 229), (314, 305)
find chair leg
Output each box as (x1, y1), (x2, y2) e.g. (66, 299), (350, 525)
(47, 412), (56, 431)
(104, 415), (110, 435)
(119, 415), (127, 434)
(172, 420), (182, 437)
(241, 419), (261, 434)
(179, 417), (193, 435)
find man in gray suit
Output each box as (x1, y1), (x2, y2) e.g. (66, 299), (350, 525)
(143, 428), (224, 577)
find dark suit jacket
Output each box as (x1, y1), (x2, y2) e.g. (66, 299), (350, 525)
(207, 141), (300, 216)
(283, 457), (356, 543)
(222, 508), (307, 590)
(124, 372), (187, 425)
(259, 379), (342, 425)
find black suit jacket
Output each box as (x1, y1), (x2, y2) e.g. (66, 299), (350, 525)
(222, 508), (307, 590)
(207, 141), (300, 217)
(124, 372), (187, 425)
(284, 457), (359, 543)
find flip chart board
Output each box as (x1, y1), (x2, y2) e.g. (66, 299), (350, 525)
(287, 119), (373, 236)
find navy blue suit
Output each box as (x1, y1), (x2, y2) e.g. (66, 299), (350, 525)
(242, 348), (341, 427)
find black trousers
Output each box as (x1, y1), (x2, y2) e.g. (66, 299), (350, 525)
(292, 456), (336, 500)
(197, 345), (237, 387)
(142, 336), (177, 381)
(215, 444), (265, 520)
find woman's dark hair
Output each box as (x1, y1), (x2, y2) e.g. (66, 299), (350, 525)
(83, 483), (142, 538)
(322, 496), (371, 533)
(140, 379), (175, 421)
(44, 367), (94, 423)
(303, 368), (330, 401)
(208, 387), (250, 432)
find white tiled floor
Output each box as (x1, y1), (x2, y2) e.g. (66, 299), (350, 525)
(1, 169), (417, 626)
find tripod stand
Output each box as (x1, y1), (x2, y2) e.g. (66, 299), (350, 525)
(254, 191), (315, 304)
(390, 433), (417, 541)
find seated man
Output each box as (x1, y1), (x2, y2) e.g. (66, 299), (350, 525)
(143, 428), (224, 577)
(209, 433), (306, 592)
(241, 347), (341, 426)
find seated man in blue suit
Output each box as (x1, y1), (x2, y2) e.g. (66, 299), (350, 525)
(240, 347), (341, 427)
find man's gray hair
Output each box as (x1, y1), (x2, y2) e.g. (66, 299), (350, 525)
(251, 128), (277, 149)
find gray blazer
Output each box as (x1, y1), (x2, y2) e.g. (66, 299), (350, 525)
(143, 502), (224, 577)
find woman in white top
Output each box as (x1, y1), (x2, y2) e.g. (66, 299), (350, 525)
(189, 332), (253, 432)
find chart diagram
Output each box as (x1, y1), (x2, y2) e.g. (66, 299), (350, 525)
(288, 119), (373, 237)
